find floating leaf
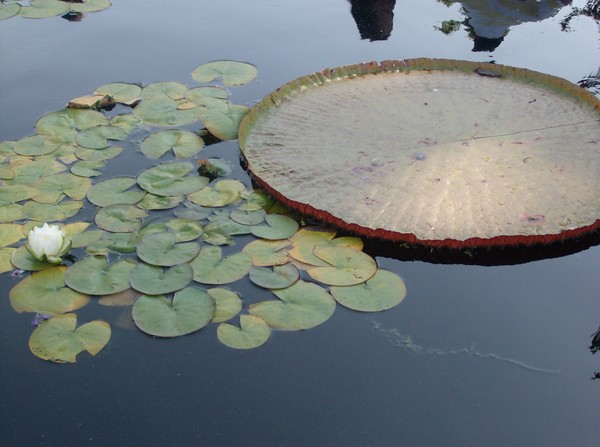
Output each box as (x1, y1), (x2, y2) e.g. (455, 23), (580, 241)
(187, 179), (246, 207)
(95, 204), (147, 232)
(7, 157), (66, 184)
(208, 288), (243, 323)
(0, 223), (24, 247)
(203, 217), (251, 237)
(192, 61), (258, 86)
(69, 0), (112, 14)
(74, 145), (123, 161)
(10, 246), (53, 271)
(142, 82), (188, 100)
(129, 263), (193, 295)
(249, 280), (335, 330)
(97, 288), (140, 307)
(250, 214), (299, 240)
(164, 218), (204, 242)
(185, 86), (230, 108)
(0, 247), (15, 274)
(141, 130), (204, 159)
(230, 208), (266, 225)
(197, 158), (232, 179)
(76, 125), (128, 149)
(132, 287), (215, 337)
(71, 160), (105, 177)
(249, 264), (300, 289)
(10, 266), (90, 315)
(307, 245), (377, 286)
(290, 232), (362, 267)
(65, 256), (136, 295)
(13, 135), (60, 156)
(22, 200), (83, 222)
(242, 239), (291, 266)
(95, 82), (142, 105)
(198, 104), (249, 140)
(0, 203), (23, 222)
(87, 177), (146, 207)
(137, 161), (209, 197)
(0, 184), (39, 203)
(19, 0), (70, 19)
(136, 193), (184, 210)
(217, 315), (270, 349)
(137, 232), (200, 266)
(70, 229), (103, 248)
(67, 94), (115, 110)
(36, 108), (109, 135)
(330, 269), (407, 312)
(0, 3), (21, 20)
(174, 201), (213, 220)
(133, 93), (198, 127)
(29, 314), (110, 363)
(32, 173), (92, 203)
(190, 246), (252, 285)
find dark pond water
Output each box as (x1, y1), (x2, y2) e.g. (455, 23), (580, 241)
(1, 1), (599, 446)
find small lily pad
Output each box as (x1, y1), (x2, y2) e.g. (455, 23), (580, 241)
(249, 263), (300, 289)
(19, 0), (70, 19)
(132, 287), (215, 337)
(0, 2), (21, 20)
(164, 218), (204, 242)
(129, 263), (193, 295)
(136, 193), (184, 210)
(29, 314), (111, 363)
(95, 82), (142, 105)
(217, 315), (271, 349)
(190, 246), (252, 285)
(71, 160), (105, 177)
(141, 130), (205, 159)
(136, 232), (200, 266)
(74, 145), (123, 161)
(142, 82), (189, 100)
(0, 223), (24, 248)
(87, 177), (146, 207)
(75, 125), (128, 149)
(10, 266), (90, 315)
(22, 200), (83, 222)
(133, 93), (198, 127)
(95, 204), (147, 232)
(290, 233), (363, 267)
(137, 161), (210, 197)
(0, 247), (15, 274)
(330, 269), (407, 312)
(191, 61), (258, 86)
(65, 256), (137, 295)
(307, 245), (377, 286)
(249, 280), (335, 330)
(187, 179), (246, 207)
(0, 184), (40, 203)
(208, 288), (243, 323)
(230, 208), (266, 225)
(242, 239), (291, 266)
(250, 214), (299, 240)
(198, 104), (249, 141)
(10, 245), (53, 271)
(32, 173), (92, 203)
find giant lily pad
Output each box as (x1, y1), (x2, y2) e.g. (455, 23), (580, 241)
(29, 314), (111, 363)
(65, 256), (136, 295)
(132, 287), (215, 337)
(10, 266), (90, 315)
(239, 59), (600, 248)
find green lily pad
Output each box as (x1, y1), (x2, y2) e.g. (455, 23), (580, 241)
(32, 173), (92, 203)
(307, 245), (377, 286)
(7, 157), (66, 184)
(330, 269), (407, 312)
(19, 0), (70, 18)
(36, 108), (109, 135)
(174, 201), (213, 220)
(198, 104), (249, 141)
(132, 287), (215, 337)
(201, 232), (234, 246)
(249, 280), (335, 330)
(110, 114), (141, 133)
(29, 314), (111, 363)
(142, 82), (189, 100)
(141, 130), (205, 159)
(290, 232), (363, 267)
(217, 315), (270, 350)
(10, 266), (90, 315)
(137, 232), (200, 266)
(250, 214), (299, 240)
(87, 177), (146, 207)
(70, 229), (104, 248)
(230, 208), (266, 225)
(203, 217), (251, 237)
(0, 184), (39, 203)
(0, 247), (15, 274)
(68, 0), (111, 12)
(0, 203), (22, 223)
(137, 161), (210, 197)
(136, 193), (184, 210)
(190, 246), (252, 285)
(208, 288), (243, 323)
(76, 125), (128, 149)
(0, 2), (21, 20)
(192, 61), (258, 86)
(129, 263), (193, 295)
(187, 179), (246, 207)
(185, 86), (230, 108)
(10, 245), (53, 271)
(95, 82), (142, 105)
(13, 135), (60, 156)
(164, 218), (204, 242)
(249, 263), (300, 289)
(65, 256), (137, 295)
(0, 223), (24, 247)
(95, 204), (147, 232)
(133, 93), (198, 127)
(197, 158), (233, 179)
(242, 239), (291, 266)
(71, 160), (106, 177)
(22, 200), (83, 222)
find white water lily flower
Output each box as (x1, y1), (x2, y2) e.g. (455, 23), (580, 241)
(26, 223), (71, 264)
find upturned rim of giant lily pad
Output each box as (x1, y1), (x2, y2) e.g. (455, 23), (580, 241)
(239, 59), (600, 249)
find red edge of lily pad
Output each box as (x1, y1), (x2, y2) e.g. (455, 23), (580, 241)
(239, 58), (600, 249)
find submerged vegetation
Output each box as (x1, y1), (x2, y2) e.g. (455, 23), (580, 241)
(1, 61), (407, 362)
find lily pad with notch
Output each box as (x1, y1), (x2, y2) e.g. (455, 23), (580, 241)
(217, 315), (271, 350)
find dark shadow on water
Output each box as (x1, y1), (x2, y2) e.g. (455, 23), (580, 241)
(348, 0), (396, 41)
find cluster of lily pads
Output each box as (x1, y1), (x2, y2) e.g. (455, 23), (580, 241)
(1, 60), (407, 363)
(0, 0), (111, 20)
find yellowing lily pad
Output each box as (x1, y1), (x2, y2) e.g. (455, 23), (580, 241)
(29, 314), (111, 363)
(65, 256), (136, 295)
(0, 223), (24, 247)
(10, 266), (90, 314)
(217, 315), (270, 349)
(249, 280), (335, 330)
(330, 269), (407, 312)
(132, 287), (215, 337)
(249, 264), (300, 289)
(190, 246), (252, 285)
(129, 262), (193, 295)
(0, 247), (15, 274)
(208, 288), (243, 323)
(307, 245), (377, 286)
(187, 179), (246, 207)
(136, 232), (200, 266)
(242, 239), (291, 266)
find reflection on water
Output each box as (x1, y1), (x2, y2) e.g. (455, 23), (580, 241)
(348, 0), (396, 40)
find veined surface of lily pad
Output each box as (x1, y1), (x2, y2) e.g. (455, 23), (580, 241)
(330, 269), (407, 312)
(217, 315), (270, 349)
(239, 59), (600, 248)
(249, 280), (335, 330)
(132, 287), (215, 337)
(65, 256), (136, 295)
(10, 266), (90, 315)
(29, 314), (111, 363)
